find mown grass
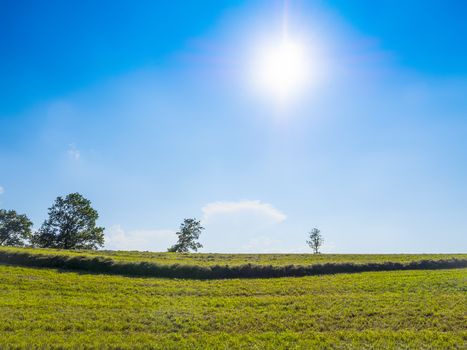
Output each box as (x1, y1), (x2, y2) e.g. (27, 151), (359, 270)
(0, 264), (465, 349)
(1, 247), (465, 279)
(1, 246), (466, 266)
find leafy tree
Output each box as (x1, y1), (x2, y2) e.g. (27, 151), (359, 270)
(306, 228), (323, 254)
(0, 209), (33, 247)
(31, 193), (104, 250)
(168, 218), (204, 253)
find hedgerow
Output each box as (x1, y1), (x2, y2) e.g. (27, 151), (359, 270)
(0, 250), (465, 279)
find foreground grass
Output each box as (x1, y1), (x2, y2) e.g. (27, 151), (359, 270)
(0, 264), (465, 349)
(1, 246), (465, 266)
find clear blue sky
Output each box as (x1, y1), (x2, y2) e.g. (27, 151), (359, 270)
(1, 0), (466, 253)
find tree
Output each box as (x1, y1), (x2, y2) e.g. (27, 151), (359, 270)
(306, 228), (323, 254)
(31, 193), (104, 250)
(168, 218), (204, 253)
(0, 209), (33, 247)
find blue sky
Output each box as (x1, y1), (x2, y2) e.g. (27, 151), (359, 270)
(1, 0), (466, 253)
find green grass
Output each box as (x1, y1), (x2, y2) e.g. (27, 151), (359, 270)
(1, 246), (465, 266)
(1, 247), (465, 279)
(0, 261), (466, 349)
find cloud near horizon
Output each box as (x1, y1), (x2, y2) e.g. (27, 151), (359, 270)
(201, 200), (287, 223)
(105, 225), (177, 251)
(104, 200), (288, 252)
(200, 200), (288, 252)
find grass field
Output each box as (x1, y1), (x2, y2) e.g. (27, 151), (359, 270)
(1, 246), (466, 266)
(1, 247), (465, 279)
(0, 249), (466, 349)
(0, 262), (466, 349)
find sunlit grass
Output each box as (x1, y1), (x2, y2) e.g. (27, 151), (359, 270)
(0, 264), (465, 349)
(1, 246), (464, 266)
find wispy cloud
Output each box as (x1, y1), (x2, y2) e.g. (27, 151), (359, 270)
(104, 201), (288, 253)
(242, 235), (283, 253)
(105, 225), (177, 251)
(0, 186), (3, 194)
(200, 200), (288, 252)
(67, 144), (81, 160)
(202, 200), (286, 223)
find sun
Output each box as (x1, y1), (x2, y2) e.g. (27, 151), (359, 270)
(253, 37), (310, 103)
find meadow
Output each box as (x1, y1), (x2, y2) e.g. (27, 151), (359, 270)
(2, 246), (466, 266)
(0, 261), (465, 349)
(1, 247), (465, 279)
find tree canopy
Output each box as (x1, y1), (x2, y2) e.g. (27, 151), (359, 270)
(168, 218), (204, 253)
(31, 193), (104, 250)
(306, 228), (324, 254)
(0, 209), (33, 247)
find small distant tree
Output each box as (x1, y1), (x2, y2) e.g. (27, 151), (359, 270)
(31, 193), (104, 250)
(168, 218), (204, 253)
(0, 209), (33, 247)
(307, 228), (323, 254)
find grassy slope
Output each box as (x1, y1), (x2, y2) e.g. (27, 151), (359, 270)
(0, 263), (466, 349)
(1, 246), (466, 266)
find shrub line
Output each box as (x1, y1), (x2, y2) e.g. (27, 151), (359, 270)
(0, 251), (465, 279)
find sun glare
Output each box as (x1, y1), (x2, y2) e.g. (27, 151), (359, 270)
(253, 37), (310, 103)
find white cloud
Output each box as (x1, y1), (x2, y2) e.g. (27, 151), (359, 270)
(202, 200), (286, 223)
(199, 200), (288, 253)
(67, 144), (81, 160)
(104, 201), (288, 253)
(321, 240), (336, 253)
(242, 235), (284, 253)
(105, 225), (177, 251)
(0, 186), (3, 194)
